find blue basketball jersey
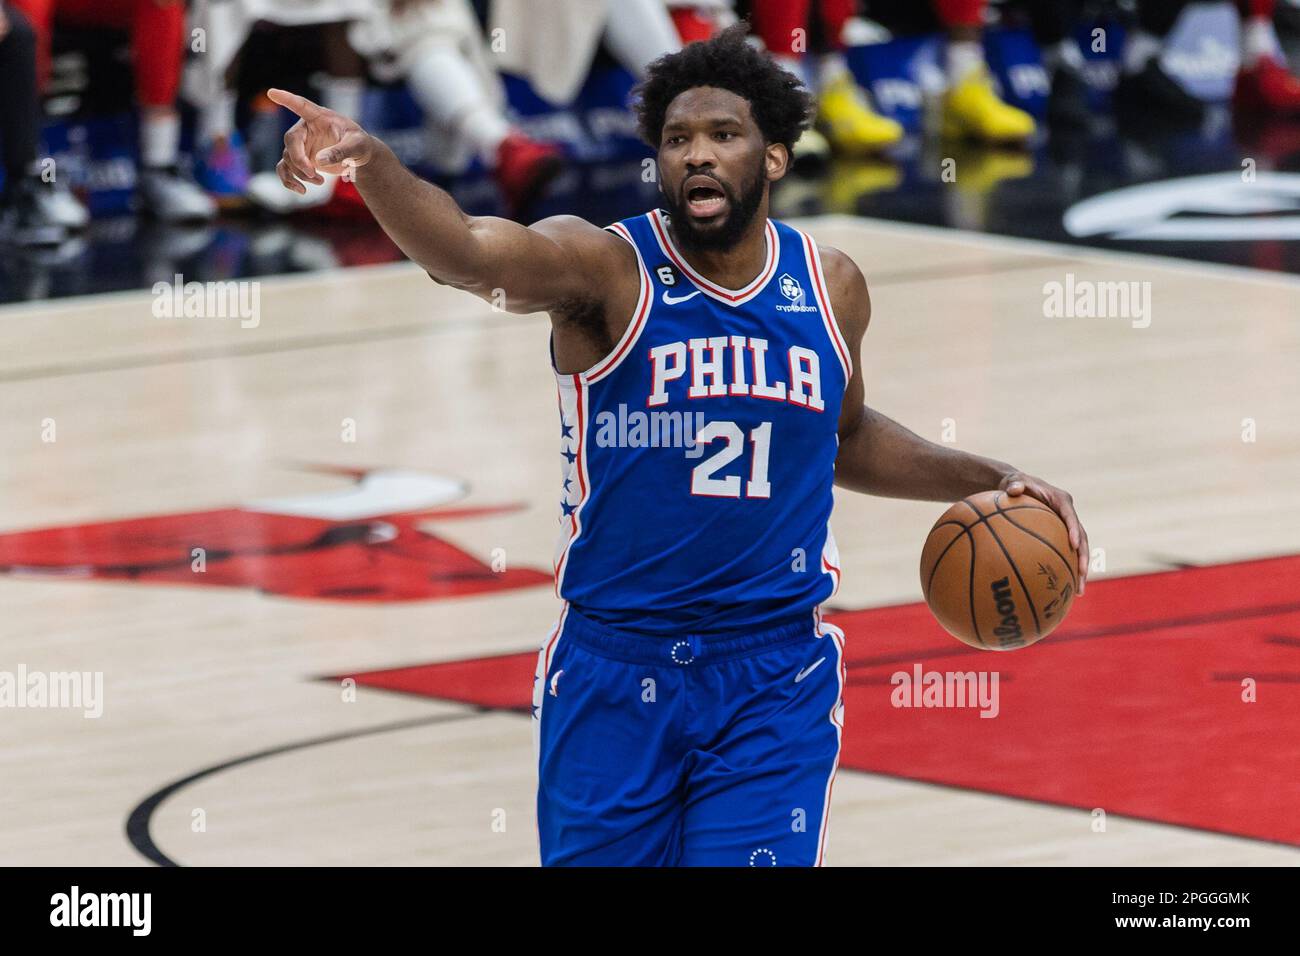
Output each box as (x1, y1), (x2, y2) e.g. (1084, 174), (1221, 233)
(551, 209), (851, 635)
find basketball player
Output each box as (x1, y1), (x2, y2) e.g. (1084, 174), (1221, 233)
(268, 25), (1089, 867)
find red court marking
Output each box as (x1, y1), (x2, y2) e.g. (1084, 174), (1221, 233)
(346, 555), (1300, 846)
(0, 506), (550, 601)
(349, 651), (538, 711)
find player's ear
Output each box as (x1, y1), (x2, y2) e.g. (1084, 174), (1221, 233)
(765, 141), (789, 182)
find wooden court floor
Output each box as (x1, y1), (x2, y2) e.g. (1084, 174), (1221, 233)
(1, 216), (1297, 866)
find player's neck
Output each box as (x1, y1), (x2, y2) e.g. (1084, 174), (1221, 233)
(668, 211), (771, 290)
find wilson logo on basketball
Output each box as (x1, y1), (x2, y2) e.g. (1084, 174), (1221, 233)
(989, 577), (1024, 645)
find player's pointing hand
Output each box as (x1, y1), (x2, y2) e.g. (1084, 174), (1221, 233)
(267, 88), (377, 193)
(1000, 472), (1090, 595)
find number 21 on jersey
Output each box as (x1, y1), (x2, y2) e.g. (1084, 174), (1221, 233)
(690, 421), (771, 498)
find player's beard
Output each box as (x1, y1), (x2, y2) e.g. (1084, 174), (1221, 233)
(660, 154), (767, 252)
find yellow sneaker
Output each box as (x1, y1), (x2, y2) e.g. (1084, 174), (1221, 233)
(816, 75), (904, 155)
(942, 69), (1036, 143)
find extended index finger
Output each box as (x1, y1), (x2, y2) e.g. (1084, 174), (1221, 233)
(267, 88), (323, 120)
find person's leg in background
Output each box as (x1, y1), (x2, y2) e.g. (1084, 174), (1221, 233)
(4, 0), (92, 237)
(406, 45), (512, 173)
(746, 0), (813, 83)
(746, 0), (830, 161)
(855, 0), (1031, 221)
(1115, 0), (1204, 122)
(190, 3), (252, 211)
(193, 62), (252, 208)
(749, 0), (902, 157)
(932, 0), (1036, 142)
(0, 6), (42, 193)
(1022, 0), (1091, 131)
(1234, 0), (1300, 114)
(33, 0), (215, 220)
(129, 0), (217, 220)
(362, 0), (563, 218)
(408, 60), (562, 219)
(320, 21), (367, 130)
(183, 0), (261, 208)
(7, 0), (54, 86)
(0, 2), (79, 245)
(600, 0), (682, 79)
(811, 0), (905, 155)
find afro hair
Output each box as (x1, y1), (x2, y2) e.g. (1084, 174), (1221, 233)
(632, 23), (813, 155)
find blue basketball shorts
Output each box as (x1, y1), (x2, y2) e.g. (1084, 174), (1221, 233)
(531, 604), (846, 866)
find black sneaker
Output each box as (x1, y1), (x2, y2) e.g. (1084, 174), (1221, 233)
(0, 176), (68, 247)
(1115, 60), (1206, 124)
(1046, 67), (1093, 132)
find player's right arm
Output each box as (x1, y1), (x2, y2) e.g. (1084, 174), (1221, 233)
(267, 89), (636, 332)
(823, 245), (1090, 591)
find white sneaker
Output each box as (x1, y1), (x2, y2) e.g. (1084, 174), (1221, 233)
(246, 170), (338, 214)
(34, 180), (90, 230)
(136, 166), (217, 222)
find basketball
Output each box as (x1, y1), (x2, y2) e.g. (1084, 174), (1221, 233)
(920, 490), (1077, 650)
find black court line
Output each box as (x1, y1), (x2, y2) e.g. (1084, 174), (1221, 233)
(1264, 634), (1300, 648)
(3, 254), (1063, 384)
(124, 710), (490, 867)
(1211, 672), (1300, 682)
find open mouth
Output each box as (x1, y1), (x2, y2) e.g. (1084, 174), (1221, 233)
(684, 176), (728, 219)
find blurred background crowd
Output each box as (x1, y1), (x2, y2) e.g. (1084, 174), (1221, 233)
(1, 0), (1298, 298)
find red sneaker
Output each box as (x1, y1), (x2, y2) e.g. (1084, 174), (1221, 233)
(1235, 57), (1300, 115)
(494, 132), (563, 220)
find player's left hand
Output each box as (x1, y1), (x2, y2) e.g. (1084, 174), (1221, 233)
(999, 472), (1089, 595)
